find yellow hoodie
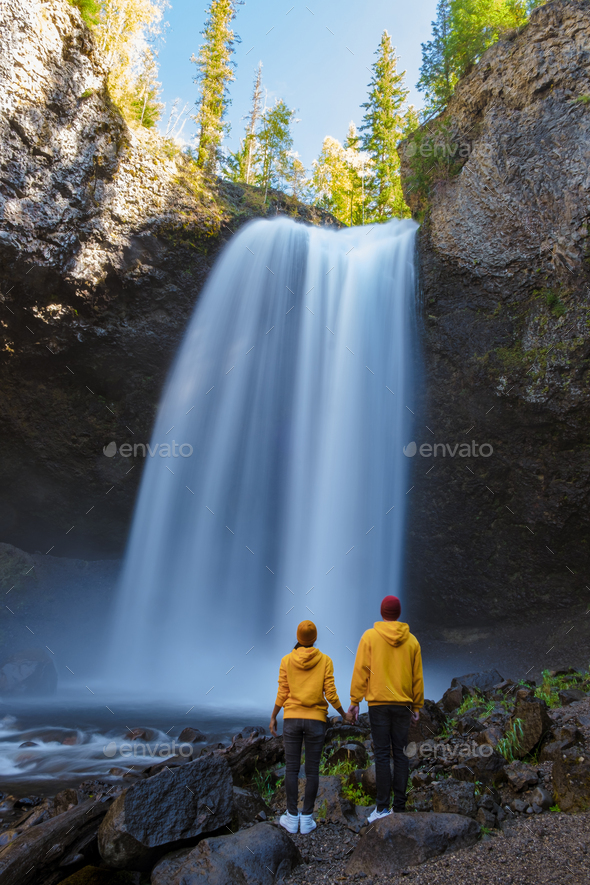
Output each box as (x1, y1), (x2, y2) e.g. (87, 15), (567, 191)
(350, 621), (424, 711)
(275, 646), (342, 721)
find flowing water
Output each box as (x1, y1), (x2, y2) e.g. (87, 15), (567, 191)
(106, 216), (419, 706)
(1, 217), (420, 795)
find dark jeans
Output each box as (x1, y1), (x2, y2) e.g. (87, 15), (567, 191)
(369, 704), (412, 812)
(282, 718), (327, 815)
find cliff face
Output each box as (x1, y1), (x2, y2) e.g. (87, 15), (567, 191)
(400, 0), (590, 620)
(0, 0), (337, 559)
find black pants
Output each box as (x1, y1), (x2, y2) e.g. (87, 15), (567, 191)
(282, 718), (327, 815)
(369, 704), (412, 812)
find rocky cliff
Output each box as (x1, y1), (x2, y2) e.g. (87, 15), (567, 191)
(0, 0), (337, 559)
(401, 0), (590, 621)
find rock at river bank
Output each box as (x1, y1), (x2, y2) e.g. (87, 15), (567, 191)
(98, 754), (233, 869)
(510, 689), (552, 758)
(0, 648), (57, 696)
(346, 812), (480, 876)
(151, 822), (301, 885)
(553, 751), (590, 812)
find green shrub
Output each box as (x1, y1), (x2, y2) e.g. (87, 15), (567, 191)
(68, 0), (101, 26)
(496, 718), (524, 761)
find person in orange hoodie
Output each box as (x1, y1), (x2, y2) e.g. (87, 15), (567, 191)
(348, 595), (423, 822)
(270, 620), (350, 835)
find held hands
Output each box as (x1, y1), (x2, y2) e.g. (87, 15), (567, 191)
(347, 703), (359, 724)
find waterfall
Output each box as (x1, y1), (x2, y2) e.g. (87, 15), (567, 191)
(106, 217), (418, 707)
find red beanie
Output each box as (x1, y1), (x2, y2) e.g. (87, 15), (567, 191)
(381, 595), (401, 621)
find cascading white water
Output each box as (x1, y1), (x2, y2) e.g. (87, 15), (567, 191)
(106, 217), (418, 707)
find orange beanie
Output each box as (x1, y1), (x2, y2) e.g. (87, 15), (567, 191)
(296, 620), (317, 646)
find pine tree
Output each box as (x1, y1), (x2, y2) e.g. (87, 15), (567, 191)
(360, 31), (412, 222)
(191, 0), (241, 173)
(256, 99), (296, 201)
(417, 0), (454, 118)
(224, 62), (263, 184)
(311, 124), (373, 226)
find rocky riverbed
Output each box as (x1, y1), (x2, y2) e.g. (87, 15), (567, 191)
(1, 667), (589, 883)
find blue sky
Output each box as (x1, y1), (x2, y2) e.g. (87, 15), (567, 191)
(157, 0), (439, 168)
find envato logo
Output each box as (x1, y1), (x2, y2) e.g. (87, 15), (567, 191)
(103, 441), (193, 458)
(102, 740), (193, 759)
(403, 740), (495, 760)
(405, 140), (494, 161)
(403, 441), (493, 458)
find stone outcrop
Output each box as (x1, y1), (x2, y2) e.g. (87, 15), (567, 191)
(400, 0), (590, 621)
(0, 0), (338, 560)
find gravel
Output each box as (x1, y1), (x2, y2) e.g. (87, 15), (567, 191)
(283, 811), (590, 884)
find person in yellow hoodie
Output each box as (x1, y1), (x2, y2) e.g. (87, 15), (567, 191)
(269, 620), (350, 835)
(348, 595), (423, 822)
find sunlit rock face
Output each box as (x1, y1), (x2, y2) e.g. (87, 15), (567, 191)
(400, 0), (590, 621)
(0, 0), (337, 559)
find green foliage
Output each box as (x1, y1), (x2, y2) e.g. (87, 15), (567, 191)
(311, 124), (372, 225)
(417, 0), (541, 118)
(192, 0), (242, 172)
(342, 782), (374, 806)
(68, 0), (101, 26)
(360, 30), (416, 221)
(549, 803), (561, 812)
(252, 767), (283, 803)
(534, 667), (590, 708)
(496, 718), (524, 761)
(569, 94), (590, 105)
(257, 99), (298, 197)
(545, 290), (567, 318)
(404, 118), (470, 206)
(128, 48), (163, 128)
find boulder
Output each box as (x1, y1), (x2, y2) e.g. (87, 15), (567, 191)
(431, 778), (476, 817)
(303, 776), (355, 824)
(325, 723), (370, 743)
(504, 761), (539, 792)
(361, 763), (393, 800)
(450, 749), (507, 785)
(475, 806), (495, 828)
(0, 648), (57, 696)
(510, 690), (552, 758)
(221, 734), (284, 787)
(539, 723), (584, 762)
(552, 752), (590, 812)
(475, 726), (504, 748)
(178, 727), (207, 744)
(441, 686), (465, 713)
(450, 670), (504, 694)
(530, 786), (552, 811)
(231, 787), (271, 827)
(456, 715), (484, 735)
(151, 822), (301, 885)
(558, 689), (587, 705)
(98, 754), (233, 869)
(347, 812), (480, 876)
(407, 700), (446, 742)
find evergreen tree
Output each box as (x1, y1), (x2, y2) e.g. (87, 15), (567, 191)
(418, 0), (535, 116)
(417, 0), (454, 118)
(256, 99), (296, 200)
(360, 31), (413, 222)
(224, 62), (263, 184)
(191, 0), (241, 173)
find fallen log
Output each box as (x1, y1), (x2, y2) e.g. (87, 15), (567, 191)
(0, 797), (111, 885)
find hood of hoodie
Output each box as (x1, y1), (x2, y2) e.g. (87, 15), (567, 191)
(373, 621), (409, 647)
(290, 646), (323, 670)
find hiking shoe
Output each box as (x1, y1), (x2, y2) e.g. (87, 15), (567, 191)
(300, 813), (317, 834)
(279, 811), (300, 833)
(367, 807), (392, 823)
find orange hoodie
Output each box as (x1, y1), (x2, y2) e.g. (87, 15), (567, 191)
(275, 647), (342, 721)
(350, 621), (424, 711)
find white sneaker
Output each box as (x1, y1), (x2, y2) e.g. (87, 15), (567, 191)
(279, 811), (300, 833)
(300, 813), (317, 834)
(367, 807), (392, 823)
